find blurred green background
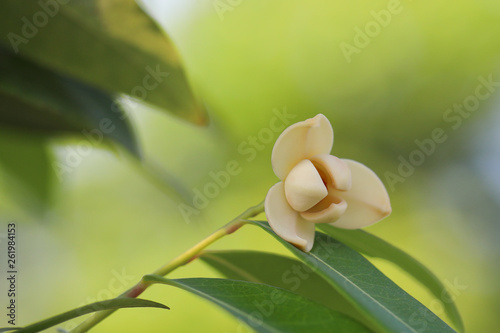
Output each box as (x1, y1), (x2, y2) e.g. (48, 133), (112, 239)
(1, 0), (500, 332)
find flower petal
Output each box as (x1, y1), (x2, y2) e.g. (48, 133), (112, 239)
(272, 114), (334, 180)
(295, 219), (316, 252)
(265, 182), (316, 251)
(284, 159), (328, 212)
(330, 160), (391, 229)
(300, 193), (348, 224)
(309, 154), (352, 191)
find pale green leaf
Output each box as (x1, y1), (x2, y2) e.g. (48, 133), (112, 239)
(0, 0), (207, 124)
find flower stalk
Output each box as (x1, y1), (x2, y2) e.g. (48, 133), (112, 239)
(69, 201), (265, 333)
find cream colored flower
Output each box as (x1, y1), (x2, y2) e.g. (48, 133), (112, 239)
(265, 114), (391, 252)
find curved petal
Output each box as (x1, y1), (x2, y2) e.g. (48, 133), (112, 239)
(295, 219), (316, 252)
(300, 193), (348, 224)
(330, 160), (391, 229)
(284, 159), (328, 212)
(310, 154), (352, 191)
(265, 182), (316, 251)
(272, 114), (334, 180)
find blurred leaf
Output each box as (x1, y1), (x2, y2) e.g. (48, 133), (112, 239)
(0, 131), (53, 216)
(250, 221), (456, 333)
(200, 250), (371, 328)
(0, 0), (207, 125)
(0, 47), (140, 157)
(133, 158), (192, 203)
(0, 298), (168, 333)
(144, 275), (371, 333)
(319, 225), (465, 333)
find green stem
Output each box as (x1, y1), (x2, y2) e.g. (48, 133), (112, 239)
(69, 201), (265, 333)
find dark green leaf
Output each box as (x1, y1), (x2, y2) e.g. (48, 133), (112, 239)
(318, 225), (464, 333)
(0, 298), (168, 333)
(0, 47), (140, 157)
(250, 221), (456, 333)
(0, 0), (207, 125)
(0, 328), (21, 332)
(200, 250), (372, 329)
(144, 275), (371, 333)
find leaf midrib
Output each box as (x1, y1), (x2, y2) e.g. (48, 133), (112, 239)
(308, 251), (416, 333)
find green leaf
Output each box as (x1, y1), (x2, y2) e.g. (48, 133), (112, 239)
(0, 47), (140, 157)
(0, 131), (53, 216)
(200, 250), (372, 328)
(144, 275), (371, 333)
(318, 225), (464, 333)
(0, 0), (207, 125)
(250, 221), (456, 333)
(0, 298), (168, 333)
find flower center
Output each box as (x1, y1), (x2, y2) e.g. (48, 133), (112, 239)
(284, 159), (328, 212)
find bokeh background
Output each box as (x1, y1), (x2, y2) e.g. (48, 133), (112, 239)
(1, 0), (500, 332)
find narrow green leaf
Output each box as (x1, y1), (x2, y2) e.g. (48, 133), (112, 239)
(0, 298), (168, 333)
(144, 275), (371, 333)
(200, 250), (372, 328)
(0, 47), (140, 157)
(0, 0), (207, 125)
(318, 224), (464, 333)
(250, 221), (456, 333)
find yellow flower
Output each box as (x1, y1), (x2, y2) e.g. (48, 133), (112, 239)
(265, 114), (391, 252)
